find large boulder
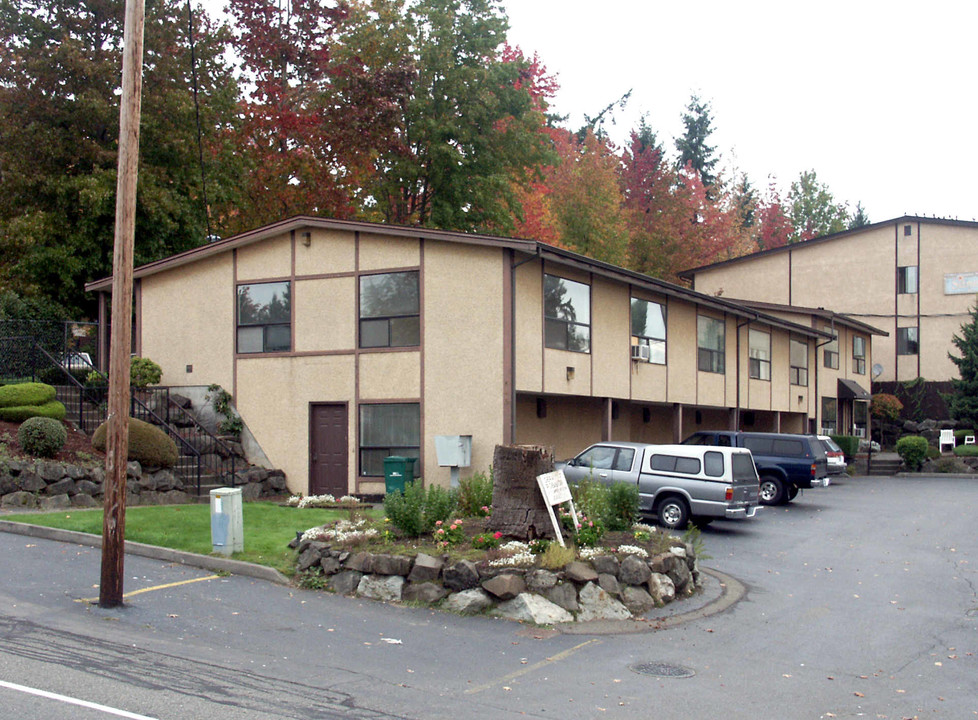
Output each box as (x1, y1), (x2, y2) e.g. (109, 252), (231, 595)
(492, 593), (573, 624)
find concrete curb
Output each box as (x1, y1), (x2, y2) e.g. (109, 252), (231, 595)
(0, 519), (290, 586)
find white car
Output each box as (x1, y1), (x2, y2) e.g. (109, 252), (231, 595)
(818, 436), (847, 477)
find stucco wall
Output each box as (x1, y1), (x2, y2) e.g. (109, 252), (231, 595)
(237, 233), (292, 280)
(294, 277), (356, 352)
(421, 242), (506, 484)
(139, 253), (234, 388)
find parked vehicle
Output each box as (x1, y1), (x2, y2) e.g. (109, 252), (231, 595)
(557, 442), (761, 530)
(682, 430), (829, 506)
(61, 351), (94, 371)
(818, 435), (848, 476)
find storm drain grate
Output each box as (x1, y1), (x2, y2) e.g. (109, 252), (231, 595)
(629, 662), (695, 679)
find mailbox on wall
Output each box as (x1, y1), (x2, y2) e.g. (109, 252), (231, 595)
(434, 434), (472, 487)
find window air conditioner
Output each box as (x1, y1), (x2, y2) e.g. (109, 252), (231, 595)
(631, 344), (650, 361)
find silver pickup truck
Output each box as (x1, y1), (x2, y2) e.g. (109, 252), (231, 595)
(558, 441), (762, 530)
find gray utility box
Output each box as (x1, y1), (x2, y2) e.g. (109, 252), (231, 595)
(434, 435), (472, 487)
(210, 487), (244, 555)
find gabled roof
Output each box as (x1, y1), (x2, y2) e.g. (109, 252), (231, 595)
(85, 215), (831, 340)
(721, 299), (889, 337)
(677, 215), (978, 281)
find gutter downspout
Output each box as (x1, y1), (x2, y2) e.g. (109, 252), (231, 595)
(813, 316), (837, 434)
(510, 248), (541, 444)
(735, 317), (754, 430)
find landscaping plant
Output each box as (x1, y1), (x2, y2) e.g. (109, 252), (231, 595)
(129, 356), (163, 387)
(92, 417), (178, 468)
(456, 469), (493, 517)
(17, 416), (67, 458)
(383, 480), (459, 537)
(605, 481), (640, 531)
(895, 435), (929, 471)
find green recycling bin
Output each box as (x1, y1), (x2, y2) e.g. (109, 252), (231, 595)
(383, 456), (418, 495)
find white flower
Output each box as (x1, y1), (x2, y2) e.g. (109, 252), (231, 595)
(286, 495), (303, 507)
(489, 541), (535, 567)
(616, 545), (649, 558)
(297, 494), (336, 508)
(338, 495), (360, 504)
(631, 522), (656, 535)
(578, 546), (609, 560)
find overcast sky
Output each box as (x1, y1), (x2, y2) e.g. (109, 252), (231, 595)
(503, 0), (977, 223)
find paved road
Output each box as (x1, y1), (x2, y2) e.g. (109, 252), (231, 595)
(1, 475), (976, 719)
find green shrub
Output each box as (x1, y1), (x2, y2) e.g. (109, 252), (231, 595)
(383, 480), (459, 538)
(953, 429), (976, 442)
(0, 382), (56, 408)
(953, 444), (978, 457)
(92, 417), (178, 468)
(457, 469), (493, 517)
(17, 417), (67, 458)
(570, 477), (610, 526)
(830, 435), (859, 460)
(605, 481), (640, 531)
(895, 435), (929, 471)
(0, 399), (67, 422)
(130, 356), (162, 388)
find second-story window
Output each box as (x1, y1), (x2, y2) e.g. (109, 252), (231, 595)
(898, 265), (918, 294)
(748, 328), (771, 380)
(359, 271), (420, 348)
(697, 315), (725, 373)
(544, 274), (590, 353)
(853, 336), (866, 374)
(790, 338), (808, 386)
(631, 298), (666, 364)
(897, 327), (919, 355)
(823, 327), (839, 369)
(237, 281), (291, 353)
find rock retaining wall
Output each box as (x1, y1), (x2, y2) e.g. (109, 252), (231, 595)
(0, 458), (286, 510)
(293, 539), (701, 624)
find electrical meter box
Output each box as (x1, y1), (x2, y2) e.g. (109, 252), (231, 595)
(435, 435), (472, 467)
(210, 487), (244, 555)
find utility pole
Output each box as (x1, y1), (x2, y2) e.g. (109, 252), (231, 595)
(100, 0), (146, 608)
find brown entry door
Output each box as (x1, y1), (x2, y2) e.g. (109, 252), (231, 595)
(309, 403), (349, 497)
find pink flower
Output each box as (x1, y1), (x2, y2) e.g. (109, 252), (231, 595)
(450, 524), (458, 531)
(435, 520), (443, 526)
(493, 531), (503, 539)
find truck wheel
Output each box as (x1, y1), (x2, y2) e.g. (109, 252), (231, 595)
(656, 496), (690, 531)
(787, 485), (799, 501)
(759, 475), (786, 505)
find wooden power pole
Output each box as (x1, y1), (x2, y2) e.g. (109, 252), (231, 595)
(100, 0), (146, 608)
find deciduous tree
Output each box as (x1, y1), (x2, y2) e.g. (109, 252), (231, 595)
(786, 169), (851, 242)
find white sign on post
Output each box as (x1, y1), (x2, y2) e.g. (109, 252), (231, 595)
(536, 470), (579, 547)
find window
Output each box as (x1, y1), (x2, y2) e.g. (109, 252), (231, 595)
(575, 445), (616, 470)
(359, 272), (420, 348)
(748, 329), (771, 380)
(237, 281), (291, 354)
(544, 274), (590, 352)
(852, 336), (866, 375)
(904, 224), (912, 236)
(359, 403), (420, 477)
(821, 397), (838, 433)
(615, 448), (636, 472)
(898, 265), (918, 294)
(790, 339), (808, 386)
(697, 315), (725, 373)
(732, 453), (757, 482)
(649, 454), (702, 475)
(631, 298), (666, 364)
(823, 327), (839, 369)
(897, 327), (919, 355)
(703, 451), (724, 477)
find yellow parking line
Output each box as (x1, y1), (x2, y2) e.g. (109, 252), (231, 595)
(464, 638), (601, 694)
(75, 575), (220, 604)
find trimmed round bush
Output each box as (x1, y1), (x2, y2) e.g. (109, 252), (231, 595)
(0, 382), (56, 408)
(130, 356), (162, 388)
(92, 417), (178, 468)
(0, 399), (67, 422)
(895, 435), (929, 471)
(17, 417), (67, 458)
(953, 444), (978, 457)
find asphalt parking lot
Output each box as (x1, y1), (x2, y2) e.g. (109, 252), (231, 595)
(1, 473), (976, 719)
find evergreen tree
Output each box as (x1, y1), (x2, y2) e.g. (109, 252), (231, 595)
(948, 300), (978, 428)
(674, 94), (718, 187)
(0, 0), (241, 317)
(849, 202), (870, 229)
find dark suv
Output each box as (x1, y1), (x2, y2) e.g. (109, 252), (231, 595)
(682, 431), (829, 505)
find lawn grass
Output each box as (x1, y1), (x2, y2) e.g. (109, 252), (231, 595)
(4, 503), (383, 575)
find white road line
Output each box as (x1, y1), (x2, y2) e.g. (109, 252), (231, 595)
(0, 679), (159, 719)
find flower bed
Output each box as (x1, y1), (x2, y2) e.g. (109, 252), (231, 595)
(291, 516), (702, 624)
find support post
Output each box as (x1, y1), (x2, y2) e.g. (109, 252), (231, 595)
(100, 0), (146, 609)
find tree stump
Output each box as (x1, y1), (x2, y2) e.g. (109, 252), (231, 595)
(488, 444), (557, 540)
